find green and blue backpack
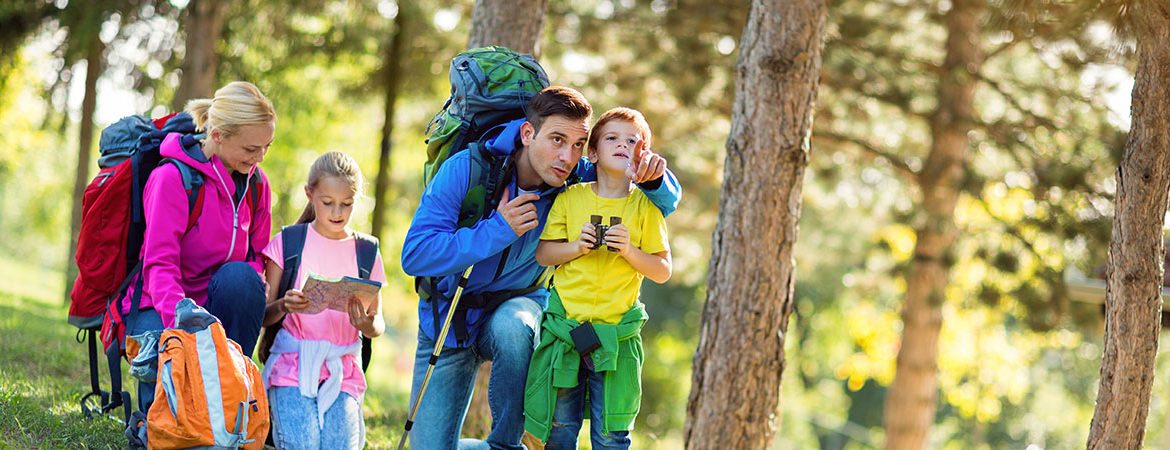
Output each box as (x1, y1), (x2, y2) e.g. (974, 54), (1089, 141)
(417, 46), (551, 344)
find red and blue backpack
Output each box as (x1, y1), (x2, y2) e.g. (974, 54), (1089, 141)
(68, 112), (262, 423)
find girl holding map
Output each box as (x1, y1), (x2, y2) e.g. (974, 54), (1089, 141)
(259, 151), (386, 450)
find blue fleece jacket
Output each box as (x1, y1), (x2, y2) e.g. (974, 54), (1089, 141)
(401, 118), (682, 348)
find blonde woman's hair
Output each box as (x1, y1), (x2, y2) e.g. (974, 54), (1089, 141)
(296, 151), (365, 224)
(184, 81), (276, 138)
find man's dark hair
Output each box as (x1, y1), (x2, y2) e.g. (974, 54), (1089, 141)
(525, 86), (592, 132)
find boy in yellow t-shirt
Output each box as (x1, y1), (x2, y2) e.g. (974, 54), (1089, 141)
(526, 107), (671, 449)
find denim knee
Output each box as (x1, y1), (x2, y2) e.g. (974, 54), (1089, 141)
(483, 297), (540, 354)
(208, 262), (265, 307)
(206, 262), (265, 356)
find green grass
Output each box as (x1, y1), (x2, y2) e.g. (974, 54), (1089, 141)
(0, 256), (422, 449)
(0, 290), (128, 448)
(0, 255), (675, 449)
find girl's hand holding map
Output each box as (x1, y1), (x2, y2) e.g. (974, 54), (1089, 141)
(300, 273), (382, 315)
(281, 288), (311, 313)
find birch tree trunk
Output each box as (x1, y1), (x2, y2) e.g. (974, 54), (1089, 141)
(467, 0), (548, 56)
(1086, 4), (1170, 448)
(881, 0), (984, 448)
(684, 0), (827, 447)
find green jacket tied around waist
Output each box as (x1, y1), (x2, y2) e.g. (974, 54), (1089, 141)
(523, 288), (648, 441)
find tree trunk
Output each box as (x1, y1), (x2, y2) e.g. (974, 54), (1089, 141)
(467, 0), (548, 56)
(1085, 10), (1170, 449)
(683, 0), (827, 448)
(881, 0), (983, 448)
(64, 35), (104, 304)
(172, 0), (227, 110)
(370, 4), (409, 241)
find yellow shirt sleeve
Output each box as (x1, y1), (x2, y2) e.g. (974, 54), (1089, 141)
(540, 193), (570, 241)
(639, 204), (669, 255)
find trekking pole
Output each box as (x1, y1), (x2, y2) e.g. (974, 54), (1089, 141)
(397, 264), (476, 450)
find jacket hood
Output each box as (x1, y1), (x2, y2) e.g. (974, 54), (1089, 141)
(483, 118), (526, 158)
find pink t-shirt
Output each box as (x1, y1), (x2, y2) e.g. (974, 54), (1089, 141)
(261, 225), (387, 398)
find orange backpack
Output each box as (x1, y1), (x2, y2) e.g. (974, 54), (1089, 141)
(142, 299), (269, 449)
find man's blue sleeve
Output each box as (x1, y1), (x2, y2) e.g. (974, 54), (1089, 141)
(574, 159), (683, 217)
(401, 156), (518, 277)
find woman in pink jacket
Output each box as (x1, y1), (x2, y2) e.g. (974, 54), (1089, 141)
(123, 81), (276, 413)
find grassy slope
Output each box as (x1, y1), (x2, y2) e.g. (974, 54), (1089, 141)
(0, 257), (126, 448)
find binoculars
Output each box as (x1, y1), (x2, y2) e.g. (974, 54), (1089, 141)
(590, 215), (622, 251)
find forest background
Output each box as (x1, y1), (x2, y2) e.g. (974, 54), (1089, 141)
(0, 0), (1165, 449)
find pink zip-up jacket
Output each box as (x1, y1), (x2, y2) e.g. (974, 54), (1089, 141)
(121, 132), (272, 328)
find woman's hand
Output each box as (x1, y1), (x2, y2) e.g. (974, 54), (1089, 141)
(281, 289), (310, 313)
(347, 297), (378, 336)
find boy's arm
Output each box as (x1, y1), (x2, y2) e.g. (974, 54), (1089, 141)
(623, 248), (672, 284)
(535, 233), (596, 266)
(401, 156), (521, 277)
(599, 224), (672, 283)
(573, 152), (683, 217)
(605, 202), (672, 283)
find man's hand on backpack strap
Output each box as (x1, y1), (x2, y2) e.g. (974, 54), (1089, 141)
(497, 189), (540, 237)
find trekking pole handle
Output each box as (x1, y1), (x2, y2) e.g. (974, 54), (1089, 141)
(397, 265), (476, 450)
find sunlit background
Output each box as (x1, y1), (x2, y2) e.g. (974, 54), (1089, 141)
(0, 1), (1161, 449)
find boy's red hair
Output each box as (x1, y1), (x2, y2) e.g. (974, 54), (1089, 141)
(588, 107), (653, 152)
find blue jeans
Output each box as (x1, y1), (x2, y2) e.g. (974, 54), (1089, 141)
(269, 387), (365, 450)
(545, 364), (631, 450)
(130, 261), (266, 413)
(408, 296), (541, 450)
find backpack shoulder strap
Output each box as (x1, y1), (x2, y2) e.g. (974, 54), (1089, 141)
(161, 158), (205, 231)
(353, 232), (379, 280)
(258, 223), (308, 366)
(245, 172), (263, 216)
(352, 230), (380, 372)
(277, 223), (309, 298)
(457, 143), (513, 228)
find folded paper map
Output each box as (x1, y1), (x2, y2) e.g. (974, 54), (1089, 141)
(300, 273), (382, 315)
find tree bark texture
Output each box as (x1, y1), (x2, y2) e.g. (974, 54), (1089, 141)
(371, 4), (408, 241)
(64, 35), (104, 305)
(1086, 7), (1170, 449)
(683, 0), (827, 448)
(466, 0), (548, 56)
(172, 0), (227, 110)
(881, 0), (983, 448)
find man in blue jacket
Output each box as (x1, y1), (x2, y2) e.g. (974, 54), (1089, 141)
(401, 86), (681, 449)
